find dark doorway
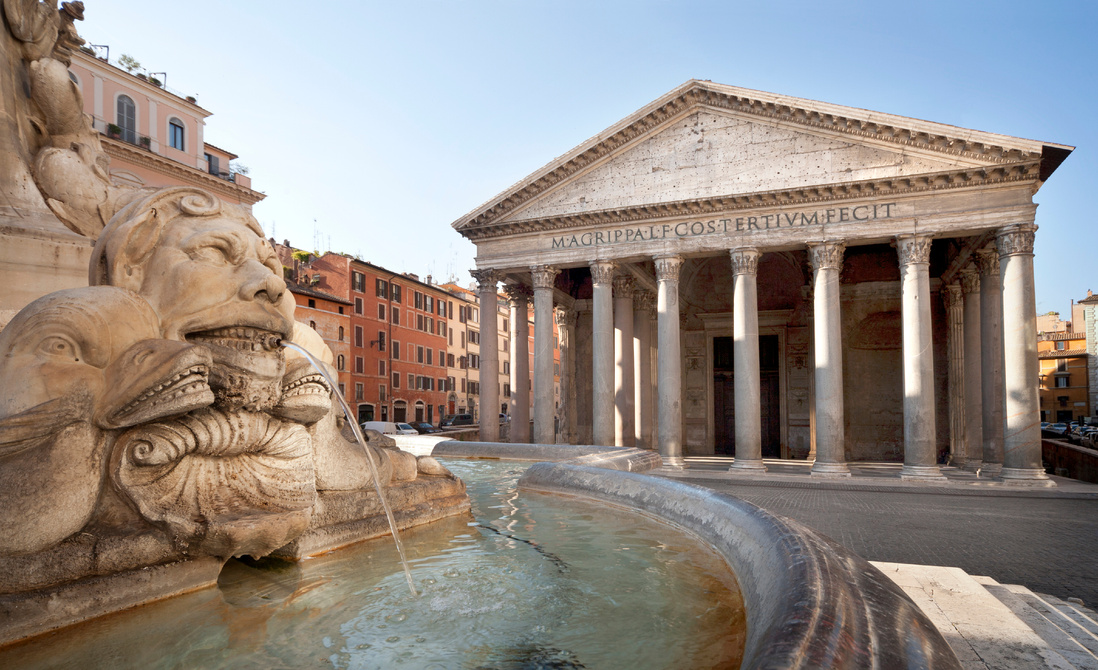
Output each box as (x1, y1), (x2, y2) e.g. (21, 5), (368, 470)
(713, 335), (781, 458)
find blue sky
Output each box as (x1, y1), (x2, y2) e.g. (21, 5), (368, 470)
(80, 1), (1095, 315)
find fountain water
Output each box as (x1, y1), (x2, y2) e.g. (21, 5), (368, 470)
(280, 340), (417, 597)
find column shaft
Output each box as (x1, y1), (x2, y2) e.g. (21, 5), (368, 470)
(997, 225), (1052, 485)
(655, 256), (684, 467)
(506, 287), (531, 442)
(897, 235), (944, 480)
(961, 269), (983, 471)
(590, 261), (616, 446)
(472, 270), (500, 442)
(531, 266), (558, 444)
(730, 248), (765, 472)
(945, 282), (966, 467)
(614, 275), (636, 447)
(633, 292), (654, 449)
(555, 307), (576, 444)
(976, 249), (1004, 475)
(808, 242), (850, 477)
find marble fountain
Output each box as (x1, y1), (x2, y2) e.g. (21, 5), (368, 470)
(0, 2), (961, 667)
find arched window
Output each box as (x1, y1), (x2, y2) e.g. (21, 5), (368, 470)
(116, 95), (136, 144)
(168, 118), (185, 151)
(337, 355), (345, 371)
(338, 326), (344, 341)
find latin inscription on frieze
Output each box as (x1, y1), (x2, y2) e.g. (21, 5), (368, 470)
(550, 202), (900, 250)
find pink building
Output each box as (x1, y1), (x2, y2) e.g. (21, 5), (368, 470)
(67, 47), (262, 208)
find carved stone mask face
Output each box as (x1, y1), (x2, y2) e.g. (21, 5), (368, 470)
(136, 215), (293, 410)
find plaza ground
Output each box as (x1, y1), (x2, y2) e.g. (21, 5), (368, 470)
(655, 458), (1098, 608)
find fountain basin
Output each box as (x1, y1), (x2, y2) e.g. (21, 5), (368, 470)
(431, 441), (962, 669)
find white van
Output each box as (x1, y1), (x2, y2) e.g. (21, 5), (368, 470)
(360, 421), (418, 436)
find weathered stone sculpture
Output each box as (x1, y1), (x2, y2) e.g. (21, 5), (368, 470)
(0, 2), (469, 645)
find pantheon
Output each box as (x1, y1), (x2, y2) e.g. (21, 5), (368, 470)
(453, 80), (1072, 484)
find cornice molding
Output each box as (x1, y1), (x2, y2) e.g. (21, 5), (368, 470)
(103, 138), (264, 205)
(455, 80), (1047, 235)
(460, 160), (1040, 241)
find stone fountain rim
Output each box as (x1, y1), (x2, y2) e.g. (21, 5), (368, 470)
(431, 441), (961, 670)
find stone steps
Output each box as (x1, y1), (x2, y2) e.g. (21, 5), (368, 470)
(973, 578), (1098, 670)
(872, 561), (1098, 669)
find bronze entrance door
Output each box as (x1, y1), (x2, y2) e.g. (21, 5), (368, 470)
(714, 335), (781, 457)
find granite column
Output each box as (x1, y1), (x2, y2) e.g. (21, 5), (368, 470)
(729, 247), (766, 472)
(976, 248), (1004, 475)
(896, 234), (944, 480)
(613, 275), (636, 447)
(531, 265), (559, 445)
(505, 285), (531, 443)
(590, 260), (616, 446)
(808, 241), (850, 477)
(633, 291), (655, 450)
(655, 255), (684, 467)
(961, 268), (983, 472)
(472, 269), (500, 442)
(997, 225), (1053, 485)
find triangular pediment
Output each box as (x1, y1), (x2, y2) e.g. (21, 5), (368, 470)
(454, 80), (1069, 238)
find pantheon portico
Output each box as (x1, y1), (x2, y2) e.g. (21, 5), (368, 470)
(453, 80), (1072, 484)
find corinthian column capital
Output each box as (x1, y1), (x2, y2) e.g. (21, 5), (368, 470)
(612, 275), (635, 298)
(470, 268), (499, 291)
(974, 248), (1000, 277)
(729, 247), (760, 276)
(590, 260), (617, 285)
(807, 241), (845, 272)
(530, 265), (559, 290)
(895, 234), (933, 266)
(654, 255), (683, 282)
(960, 268), (981, 295)
(634, 290), (656, 313)
(503, 283), (532, 304)
(995, 223), (1037, 258)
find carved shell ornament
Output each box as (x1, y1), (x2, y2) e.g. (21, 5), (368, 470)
(112, 408), (316, 558)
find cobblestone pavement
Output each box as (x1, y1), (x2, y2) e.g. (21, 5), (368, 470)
(661, 466), (1098, 608)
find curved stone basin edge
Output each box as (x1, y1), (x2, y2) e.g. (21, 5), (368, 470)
(431, 442), (961, 670)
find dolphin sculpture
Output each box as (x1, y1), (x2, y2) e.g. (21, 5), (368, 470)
(0, 286), (214, 555)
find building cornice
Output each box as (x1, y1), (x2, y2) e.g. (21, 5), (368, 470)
(460, 159), (1040, 242)
(103, 137), (265, 205)
(452, 80), (1070, 235)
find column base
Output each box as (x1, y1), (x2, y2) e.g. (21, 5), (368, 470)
(981, 462), (1003, 478)
(810, 462), (851, 478)
(899, 464), (946, 481)
(661, 456), (686, 470)
(728, 459), (767, 473)
(963, 460), (983, 473)
(998, 467), (1056, 487)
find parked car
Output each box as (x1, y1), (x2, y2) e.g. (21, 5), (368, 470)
(1046, 423), (1069, 436)
(408, 421), (443, 434)
(441, 414), (474, 428)
(360, 421), (417, 436)
(394, 422), (419, 435)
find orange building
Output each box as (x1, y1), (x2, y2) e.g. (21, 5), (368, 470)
(286, 283), (352, 397)
(68, 46), (262, 208)
(1038, 330), (1090, 423)
(274, 245), (454, 425)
